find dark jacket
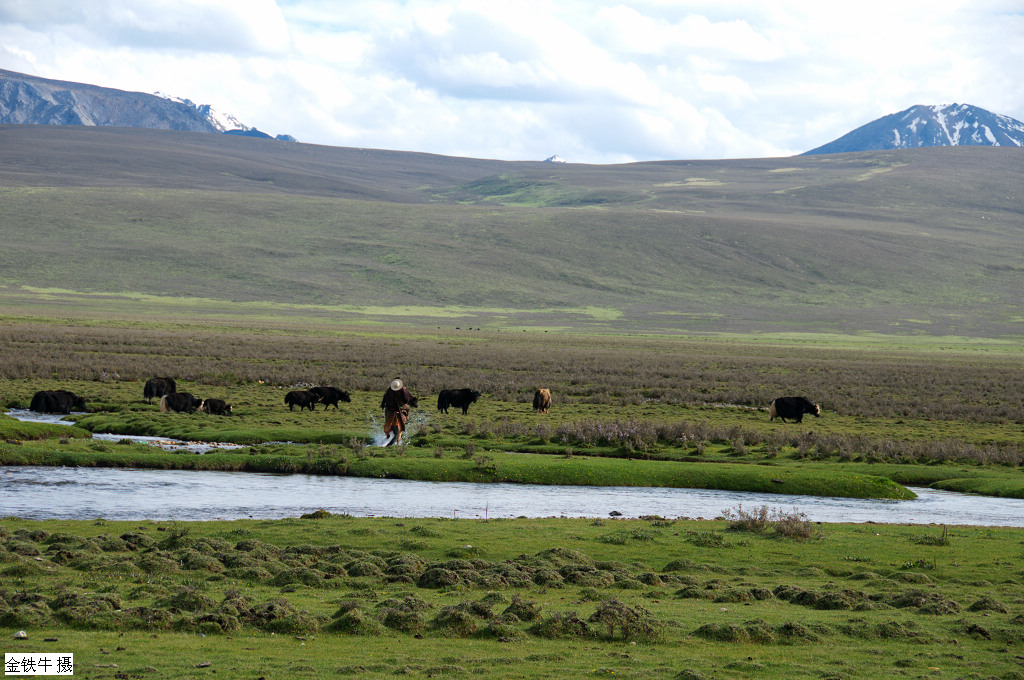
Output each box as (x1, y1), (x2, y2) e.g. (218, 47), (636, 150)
(380, 387), (412, 415)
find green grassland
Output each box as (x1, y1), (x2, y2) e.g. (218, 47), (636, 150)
(2, 320), (1024, 678)
(3, 317), (1024, 499)
(1, 126), (1023, 336)
(2, 515), (1023, 680)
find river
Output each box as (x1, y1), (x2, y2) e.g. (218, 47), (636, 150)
(3, 466), (1023, 526)
(4, 410), (1023, 525)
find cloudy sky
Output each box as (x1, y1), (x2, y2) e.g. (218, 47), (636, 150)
(1, 0), (1021, 163)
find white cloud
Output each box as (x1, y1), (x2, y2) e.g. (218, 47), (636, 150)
(0, 0), (1021, 162)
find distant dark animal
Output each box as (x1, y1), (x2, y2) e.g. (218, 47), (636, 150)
(160, 392), (202, 413)
(437, 388), (481, 414)
(768, 396), (821, 423)
(199, 398), (232, 416)
(285, 390), (319, 412)
(30, 389), (86, 414)
(533, 388), (551, 414)
(308, 386), (351, 410)
(143, 376), (177, 404)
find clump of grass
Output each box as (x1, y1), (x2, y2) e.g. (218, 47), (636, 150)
(432, 605), (480, 637)
(721, 505), (820, 540)
(588, 598), (663, 642)
(502, 596), (542, 622)
(910, 525), (950, 546)
(530, 611), (591, 639)
(687, 531), (727, 548)
(597, 528), (657, 545)
(967, 596), (1009, 613)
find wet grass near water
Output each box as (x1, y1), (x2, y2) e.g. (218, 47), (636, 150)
(4, 372), (1024, 499)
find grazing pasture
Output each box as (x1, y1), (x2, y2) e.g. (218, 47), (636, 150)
(0, 514), (1022, 680)
(2, 317), (1024, 498)
(2, 315), (1024, 678)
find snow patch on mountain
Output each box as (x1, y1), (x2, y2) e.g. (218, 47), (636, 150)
(804, 103), (1024, 155)
(153, 92), (248, 133)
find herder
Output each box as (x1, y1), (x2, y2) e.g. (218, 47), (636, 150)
(380, 378), (413, 446)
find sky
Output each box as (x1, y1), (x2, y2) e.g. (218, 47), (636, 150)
(1, 0), (1022, 164)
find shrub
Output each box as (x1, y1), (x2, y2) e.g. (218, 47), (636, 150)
(773, 508), (818, 540)
(721, 504), (820, 540)
(722, 504), (771, 533)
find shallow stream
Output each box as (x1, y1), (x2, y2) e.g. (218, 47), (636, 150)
(4, 409), (1023, 525)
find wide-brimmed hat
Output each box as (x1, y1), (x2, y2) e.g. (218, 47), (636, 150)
(390, 378), (403, 391)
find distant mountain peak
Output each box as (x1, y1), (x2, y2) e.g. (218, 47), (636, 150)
(0, 69), (294, 141)
(803, 103), (1024, 155)
(153, 92), (249, 134)
(544, 154), (566, 163)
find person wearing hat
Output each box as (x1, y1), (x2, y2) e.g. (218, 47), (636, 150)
(380, 377), (413, 446)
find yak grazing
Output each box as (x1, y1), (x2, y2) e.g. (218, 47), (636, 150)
(437, 388), (481, 415)
(143, 377), (177, 404)
(533, 388), (551, 414)
(160, 392), (202, 413)
(30, 390), (86, 414)
(285, 390), (320, 412)
(768, 396), (821, 423)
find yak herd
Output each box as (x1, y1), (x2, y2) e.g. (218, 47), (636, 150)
(25, 376), (822, 425)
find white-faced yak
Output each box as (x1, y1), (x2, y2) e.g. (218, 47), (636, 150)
(769, 396), (821, 423)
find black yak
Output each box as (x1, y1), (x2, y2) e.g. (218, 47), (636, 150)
(160, 392), (202, 413)
(285, 390), (319, 412)
(30, 390), (86, 414)
(768, 396), (821, 423)
(143, 377), (177, 404)
(308, 386), (351, 410)
(437, 388), (481, 414)
(199, 398), (232, 415)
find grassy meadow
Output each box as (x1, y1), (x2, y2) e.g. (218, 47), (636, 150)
(2, 514), (1023, 679)
(3, 125), (1024, 336)
(3, 314), (1024, 499)
(3, 312), (1024, 678)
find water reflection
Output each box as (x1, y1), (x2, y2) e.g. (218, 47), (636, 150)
(3, 466), (1023, 526)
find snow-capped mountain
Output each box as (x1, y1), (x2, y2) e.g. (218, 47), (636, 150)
(152, 92), (248, 133)
(804, 104), (1024, 155)
(0, 69), (292, 141)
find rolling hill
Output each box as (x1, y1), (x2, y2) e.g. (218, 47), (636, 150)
(1, 124), (1022, 337)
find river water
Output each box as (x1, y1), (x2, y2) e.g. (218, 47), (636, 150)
(4, 410), (1023, 526)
